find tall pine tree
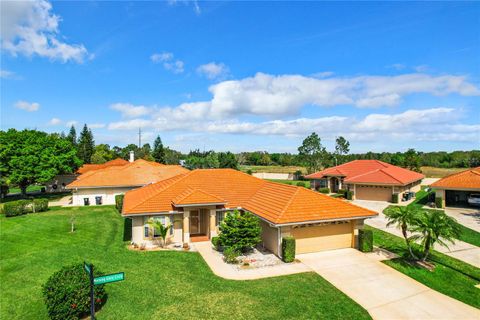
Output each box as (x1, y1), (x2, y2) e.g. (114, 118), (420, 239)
(77, 124), (95, 164)
(152, 135), (165, 163)
(67, 125), (77, 147)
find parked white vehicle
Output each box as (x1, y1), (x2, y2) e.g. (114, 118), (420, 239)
(467, 194), (480, 206)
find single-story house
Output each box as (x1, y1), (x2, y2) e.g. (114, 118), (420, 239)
(45, 158), (130, 193)
(305, 160), (424, 202)
(67, 159), (189, 206)
(431, 167), (480, 208)
(122, 169), (377, 257)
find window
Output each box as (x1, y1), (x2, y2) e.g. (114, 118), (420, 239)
(216, 211), (225, 226)
(83, 198), (90, 206)
(95, 196), (102, 205)
(144, 216), (172, 238)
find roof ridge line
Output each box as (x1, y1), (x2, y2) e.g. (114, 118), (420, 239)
(275, 186), (301, 224)
(378, 167), (403, 184)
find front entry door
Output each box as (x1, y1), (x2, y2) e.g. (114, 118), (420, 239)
(190, 210), (200, 234)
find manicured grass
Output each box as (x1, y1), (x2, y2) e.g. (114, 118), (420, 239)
(420, 166), (466, 178)
(365, 225), (480, 308)
(0, 206), (371, 319)
(266, 179), (311, 188)
(8, 185), (44, 195)
(240, 165), (308, 174)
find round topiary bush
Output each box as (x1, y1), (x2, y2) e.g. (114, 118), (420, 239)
(42, 264), (107, 320)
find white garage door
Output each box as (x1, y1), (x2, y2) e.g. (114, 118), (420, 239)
(291, 222), (353, 254)
(356, 185), (392, 201)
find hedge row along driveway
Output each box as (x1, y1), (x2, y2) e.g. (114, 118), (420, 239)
(0, 206), (371, 319)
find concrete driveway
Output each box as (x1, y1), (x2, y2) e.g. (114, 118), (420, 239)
(445, 207), (480, 233)
(298, 249), (479, 320)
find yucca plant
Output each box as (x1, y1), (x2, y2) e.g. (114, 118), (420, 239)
(147, 218), (172, 248)
(383, 206), (419, 259)
(410, 210), (461, 261)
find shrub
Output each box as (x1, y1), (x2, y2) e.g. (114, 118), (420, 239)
(211, 236), (222, 250)
(282, 236), (296, 263)
(33, 198), (49, 212)
(246, 169), (253, 175)
(358, 229), (373, 252)
(318, 187), (330, 194)
(338, 189), (347, 196)
(296, 181), (306, 187)
(218, 210), (261, 253)
(346, 190), (354, 200)
(435, 197), (443, 209)
(223, 247), (240, 264)
(115, 194), (124, 212)
(3, 200), (29, 217)
(42, 263), (107, 320)
(392, 193), (399, 204)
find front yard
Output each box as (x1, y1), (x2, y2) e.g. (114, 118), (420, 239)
(0, 206), (370, 319)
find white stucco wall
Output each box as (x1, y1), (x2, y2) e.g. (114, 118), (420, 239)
(71, 187), (135, 206)
(130, 214), (184, 247)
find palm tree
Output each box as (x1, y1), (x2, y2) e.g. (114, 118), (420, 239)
(147, 218), (172, 248)
(383, 206), (419, 259)
(410, 210), (461, 261)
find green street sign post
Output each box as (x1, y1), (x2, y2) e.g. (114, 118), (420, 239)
(84, 261), (125, 320)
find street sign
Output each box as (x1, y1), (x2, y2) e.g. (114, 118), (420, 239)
(94, 272), (125, 285)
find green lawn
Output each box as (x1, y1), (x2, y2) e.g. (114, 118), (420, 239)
(0, 206), (370, 319)
(7, 185), (44, 195)
(266, 179), (311, 188)
(365, 225), (480, 308)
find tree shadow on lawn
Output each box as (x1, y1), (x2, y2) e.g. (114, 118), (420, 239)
(123, 218), (132, 242)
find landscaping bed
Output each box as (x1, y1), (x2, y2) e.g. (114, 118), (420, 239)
(0, 206), (371, 319)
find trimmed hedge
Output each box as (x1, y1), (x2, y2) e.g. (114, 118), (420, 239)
(2, 199), (49, 217)
(346, 190), (354, 200)
(358, 229), (373, 252)
(115, 194), (124, 212)
(392, 193), (399, 204)
(338, 189), (347, 196)
(296, 181), (306, 188)
(317, 187), (330, 194)
(435, 197), (443, 208)
(42, 264), (107, 320)
(282, 236), (296, 263)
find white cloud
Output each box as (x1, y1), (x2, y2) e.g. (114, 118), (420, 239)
(14, 100), (40, 111)
(108, 118), (153, 130)
(167, 0), (201, 15)
(0, 0), (88, 63)
(414, 65), (429, 72)
(150, 51), (184, 74)
(88, 123), (106, 129)
(0, 69), (20, 79)
(48, 117), (61, 125)
(388, 63), (406, 70)
(197, 62), (229, 80)
(65, 120), (77, 127)
(110, 103), (153, 118)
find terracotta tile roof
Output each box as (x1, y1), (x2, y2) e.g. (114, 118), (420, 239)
(431, 167), (480, 189)
(305, 160), (424, 185)
(76, 158), (129, 174)
(173, 188), (226, 205)
(123, 169), (377, 225)
(67, 159), (189, 188)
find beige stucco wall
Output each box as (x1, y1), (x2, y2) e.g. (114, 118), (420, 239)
(71, 187), (135, 206)
(130, 214), (183, 247)
(260, 220), (279, 256)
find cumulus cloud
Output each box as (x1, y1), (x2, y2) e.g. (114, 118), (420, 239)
(15, 100), (40, 111)
(88, 123), (106, 129)
(48, 117), (61, 125)
(197, 62), (229, 80)
(150, 51), (184, 74)
(0, 0), (89, 63)
(1, 69), (20, 79)
(110, 103), (153, 118)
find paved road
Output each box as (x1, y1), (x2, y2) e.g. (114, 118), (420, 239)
(353, 200), (480, 268)
(298, 249), (480, 320)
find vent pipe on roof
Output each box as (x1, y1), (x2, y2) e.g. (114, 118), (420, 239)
(129, 151), (135, 163)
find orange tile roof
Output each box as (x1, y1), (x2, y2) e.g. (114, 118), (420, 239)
(123, 169), (377, 225)
(431, 167), (480, 189)
(305, 160), (424, 185)
(67, 159), (189, 188)
(76, 158), (129, 174)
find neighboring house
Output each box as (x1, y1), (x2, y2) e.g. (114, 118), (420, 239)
(45, 158), (129, 193)
(305, 160), (424, 202)
(66, 159), (189, 206)
(122, 169), (377, 257)
(431, 167), (480, 208)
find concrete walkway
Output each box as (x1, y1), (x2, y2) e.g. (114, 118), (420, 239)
(298, 249), (480, 320)
(445, 207), (480, 233)
(48, 195), (72, 207)
(195, 241), (311, 280)
(354, 200), (480, 268)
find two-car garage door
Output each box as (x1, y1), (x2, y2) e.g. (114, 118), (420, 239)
(355, 185), (392, 201)
(291, 222), (353, 254)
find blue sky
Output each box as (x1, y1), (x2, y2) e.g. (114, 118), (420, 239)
(1, 1), (479, 153)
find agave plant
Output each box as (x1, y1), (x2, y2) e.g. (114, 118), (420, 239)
(383, 206), (419, 259)
(147, 218), (172, 248)
(410, 210), (461, 261)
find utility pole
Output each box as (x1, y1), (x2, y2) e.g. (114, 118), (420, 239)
(138, 128), (142, 148)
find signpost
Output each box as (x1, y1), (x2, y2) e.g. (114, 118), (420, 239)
(83, 261), (124, 320)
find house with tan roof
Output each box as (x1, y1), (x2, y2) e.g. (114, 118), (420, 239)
(431, 167), (480, 208)
(305, 160), (425, 202)
(67, 158), (189, 206)
(122, 169), (377, 257)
